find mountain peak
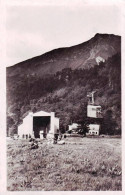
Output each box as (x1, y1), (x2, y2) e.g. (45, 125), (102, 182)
(7, 33), (121, 77)
(94, 33), (120, 38)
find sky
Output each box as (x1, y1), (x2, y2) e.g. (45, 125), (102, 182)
(5, 0), (122, 67)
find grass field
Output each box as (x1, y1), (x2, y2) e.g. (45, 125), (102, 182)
(7, 137), (122, 191)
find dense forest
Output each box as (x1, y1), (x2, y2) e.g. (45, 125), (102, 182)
(7, 52), (121, 136)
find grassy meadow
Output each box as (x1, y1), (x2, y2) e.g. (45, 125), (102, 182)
(7, 137), (122, 191)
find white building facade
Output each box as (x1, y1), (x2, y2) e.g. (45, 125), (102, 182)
(88, 124), (100, 135)
(68, 123), (79, 131)
(18, 111), (59, 139)
(87, 105), (102, 118)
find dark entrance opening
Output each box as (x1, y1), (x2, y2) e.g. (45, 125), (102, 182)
(33, 116), (50, 138)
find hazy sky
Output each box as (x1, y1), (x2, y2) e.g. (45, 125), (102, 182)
(6, 1), (121, 66)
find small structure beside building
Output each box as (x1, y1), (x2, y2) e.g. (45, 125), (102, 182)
(68, 123), (79, 131)
(18, 111), (59, 139)
(87, 124), (100, 135)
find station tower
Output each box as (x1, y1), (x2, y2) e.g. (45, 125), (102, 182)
(86, 91), (103, 135)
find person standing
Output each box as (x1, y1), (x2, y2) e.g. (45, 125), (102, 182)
(53, 129), (59, 144)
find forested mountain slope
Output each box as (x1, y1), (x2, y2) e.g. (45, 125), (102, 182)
(6, 34), (121, 135)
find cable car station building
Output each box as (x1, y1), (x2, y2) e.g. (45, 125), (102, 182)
(18, 111), (59, 139)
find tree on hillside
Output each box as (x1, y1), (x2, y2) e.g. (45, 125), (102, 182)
(102, 110), (117, 135)
(7, 116), (14, 136)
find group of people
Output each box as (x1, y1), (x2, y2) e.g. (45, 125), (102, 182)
(29, 129), (64, 149)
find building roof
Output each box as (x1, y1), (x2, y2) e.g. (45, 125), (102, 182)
(33, 111), (51, 116)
